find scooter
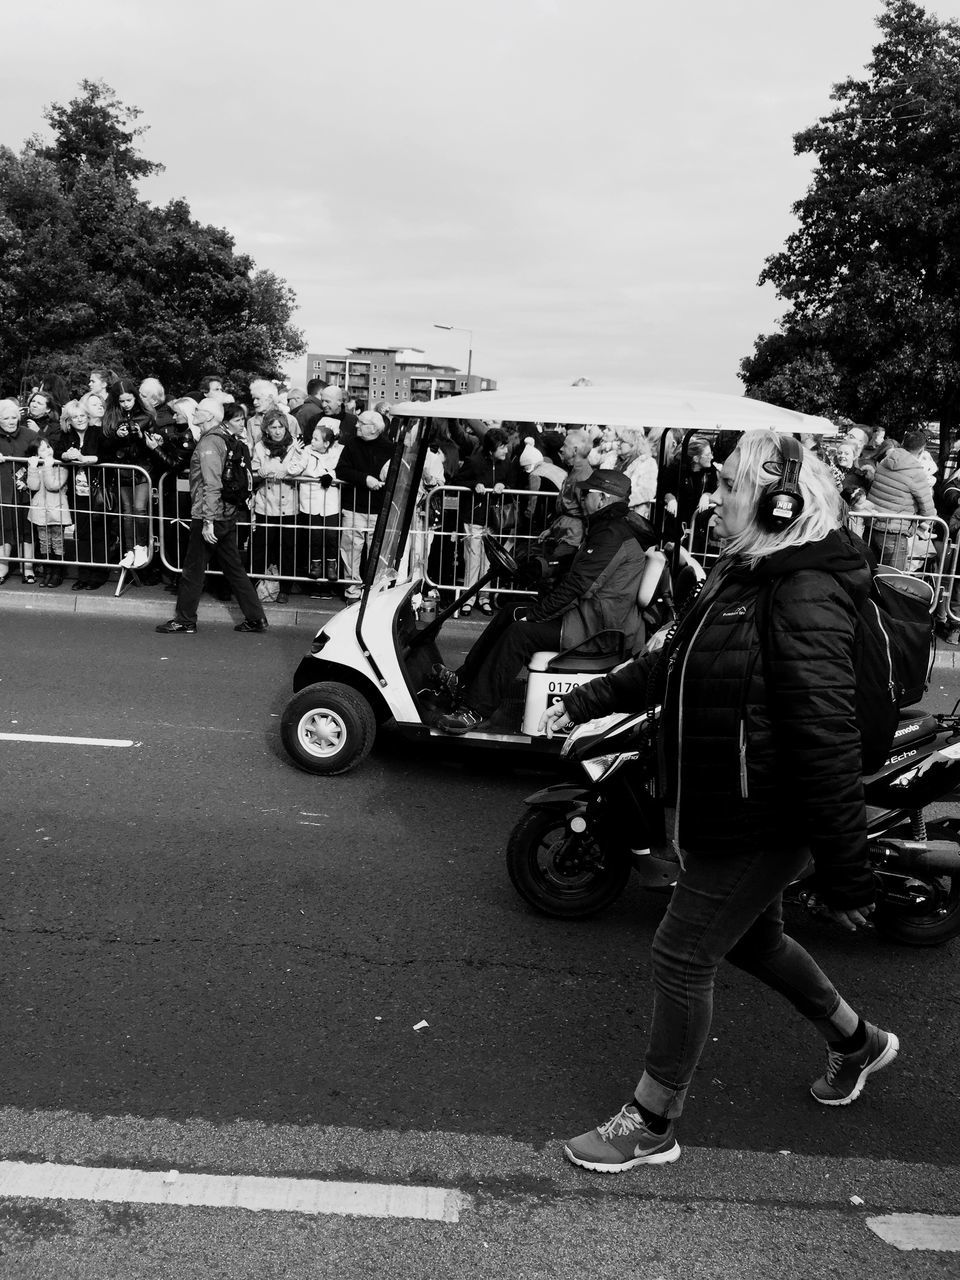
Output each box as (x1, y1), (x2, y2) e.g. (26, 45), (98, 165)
(506, 706), (960, 946)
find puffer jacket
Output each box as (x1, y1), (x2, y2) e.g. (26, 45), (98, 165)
(867, 448), (935, 518)
(563, 528), (874, 909)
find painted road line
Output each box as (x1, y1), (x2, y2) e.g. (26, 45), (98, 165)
(0, 733), (137, 748)
(867, 1214), (960, 1251)
(0, 1161), (469, 1223)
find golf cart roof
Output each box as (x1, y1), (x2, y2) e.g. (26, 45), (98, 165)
(390, 384), (836, 434)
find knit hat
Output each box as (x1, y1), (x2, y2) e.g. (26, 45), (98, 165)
(518, 436), (544, 473)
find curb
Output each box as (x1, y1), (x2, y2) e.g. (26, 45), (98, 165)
(0, 582), (483, 636)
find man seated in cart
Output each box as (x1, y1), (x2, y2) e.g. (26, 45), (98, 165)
(437, 469), (655, 734)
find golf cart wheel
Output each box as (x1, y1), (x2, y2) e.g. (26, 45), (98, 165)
(506, 809), (630, 918)
(281, 682), (377, 776)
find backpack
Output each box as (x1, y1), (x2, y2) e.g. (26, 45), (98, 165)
(761, 565), (934, 775)
(219, 431), (252, 508)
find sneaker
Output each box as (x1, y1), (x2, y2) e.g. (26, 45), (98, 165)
(119, 550), (136, 569)
(155, 619), (197, 634)
(436, 706), (485, 735)
(810, 1023), (899, 1106)
(132, 545), (150, 569)
(234, 618), (269, 633)
(564, 1103), (680, 1173)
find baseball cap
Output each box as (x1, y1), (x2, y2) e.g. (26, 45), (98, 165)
(574, 469), (631, 500)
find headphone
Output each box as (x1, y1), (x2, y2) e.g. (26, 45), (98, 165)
(757, 434), (804, 531)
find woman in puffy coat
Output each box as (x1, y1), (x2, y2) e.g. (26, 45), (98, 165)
(251, 408), (306, 603)
(543, 431), (896, 1174)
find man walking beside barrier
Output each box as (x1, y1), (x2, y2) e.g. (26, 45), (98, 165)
(156, 399), (268, 635)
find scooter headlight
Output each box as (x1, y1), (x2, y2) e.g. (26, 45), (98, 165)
(582, 752), (639, 783)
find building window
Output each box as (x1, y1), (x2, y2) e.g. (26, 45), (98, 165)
(313, 360), (323, 369)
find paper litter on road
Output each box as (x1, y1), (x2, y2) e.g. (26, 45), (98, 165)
(413, 1020), (429, 1031)
(850, 1195), (864, 1205)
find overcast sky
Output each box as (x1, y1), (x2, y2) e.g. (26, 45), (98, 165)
(6, 0), (960, 393)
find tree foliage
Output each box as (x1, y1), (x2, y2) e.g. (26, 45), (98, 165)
(740, 0), (960, 459)
(0, 79), (304, 398)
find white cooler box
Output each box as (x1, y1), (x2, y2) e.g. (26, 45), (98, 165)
(521, 651), (603, 736)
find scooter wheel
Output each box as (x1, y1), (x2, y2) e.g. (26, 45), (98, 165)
(506, 809), (631, 918)
(874, 873), (960, 947)
(281, 681), (376, 776)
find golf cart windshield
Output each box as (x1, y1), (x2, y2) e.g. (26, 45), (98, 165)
(363, 417), (430, 592)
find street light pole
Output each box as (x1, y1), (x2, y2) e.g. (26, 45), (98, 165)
(433, 324), (473, 386)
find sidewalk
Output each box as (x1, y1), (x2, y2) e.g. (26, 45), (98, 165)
(0, 574), (483, 636)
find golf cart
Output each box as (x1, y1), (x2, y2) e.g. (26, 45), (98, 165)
(280, 385), (835, 775)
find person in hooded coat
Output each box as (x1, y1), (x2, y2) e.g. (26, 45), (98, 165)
(543, 432), (897, 1175)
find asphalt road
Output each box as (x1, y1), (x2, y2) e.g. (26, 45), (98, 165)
(0, 610), (958, 1277)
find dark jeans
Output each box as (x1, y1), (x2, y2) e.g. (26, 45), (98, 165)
(304, 512), (340, 575)
(459, 607), (563, 716)
(73, 496), (109, 585)
(634, 843), (859, 1119)
(175, 518), (266, 626)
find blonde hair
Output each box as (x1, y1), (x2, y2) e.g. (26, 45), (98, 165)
(78, 390), (105, 418)
(722, 432), (842, 566)
(615, 427), (650, 464)
(61, 399), (87, 426)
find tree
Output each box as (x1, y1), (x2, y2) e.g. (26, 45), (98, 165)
(0, 80), (304, 398)
(740, 0), (960, 467)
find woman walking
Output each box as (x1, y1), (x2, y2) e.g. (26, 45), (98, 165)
(543, 432), (896, 1171)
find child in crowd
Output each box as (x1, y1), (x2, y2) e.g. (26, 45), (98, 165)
(297, 419), (343, 595)
(26, 438), (72, 587)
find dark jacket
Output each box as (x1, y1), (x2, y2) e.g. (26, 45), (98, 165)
(335, 433), (394, 516)
(294, 397), (324, 436)
(59, 424), (107, 504)
(0, 424), (39, 508)
(454, 450), (520, 525)
(102, 421), (154, 475)
(563, 528), (873, 909)
(529, 501), (652, 653)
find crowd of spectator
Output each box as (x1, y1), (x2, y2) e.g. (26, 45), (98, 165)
(4, 366), (959, 639)
(0, 367), (686, 606)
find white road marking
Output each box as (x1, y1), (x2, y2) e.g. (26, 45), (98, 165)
(299, 822), (326, 827)
(0, 733), (136, 748)
(867, 1214), (960, 1251)
(0, 1160), (469, 1224)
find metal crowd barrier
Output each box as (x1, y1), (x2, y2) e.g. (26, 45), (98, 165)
(681, 508), (948, 613)
(0, 458), (154, 589)
(3, 454), (953, 622)
(156, 477), (562, 597)
(156, 472), (380, 590)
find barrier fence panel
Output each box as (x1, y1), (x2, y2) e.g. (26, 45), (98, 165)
(3, 453), (952, 618)
(157, 473), (384, 591)
(419, 485), (560, 597)
(682, 508), (949, 610)
(0, 459), (154, 582)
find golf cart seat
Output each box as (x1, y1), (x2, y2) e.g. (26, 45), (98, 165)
(534, 630), (628, 675)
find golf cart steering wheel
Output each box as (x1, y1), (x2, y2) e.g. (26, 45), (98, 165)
(481, 531), (520, 578)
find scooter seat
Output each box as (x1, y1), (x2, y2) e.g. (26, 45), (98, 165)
(891, 711), (939, 752)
